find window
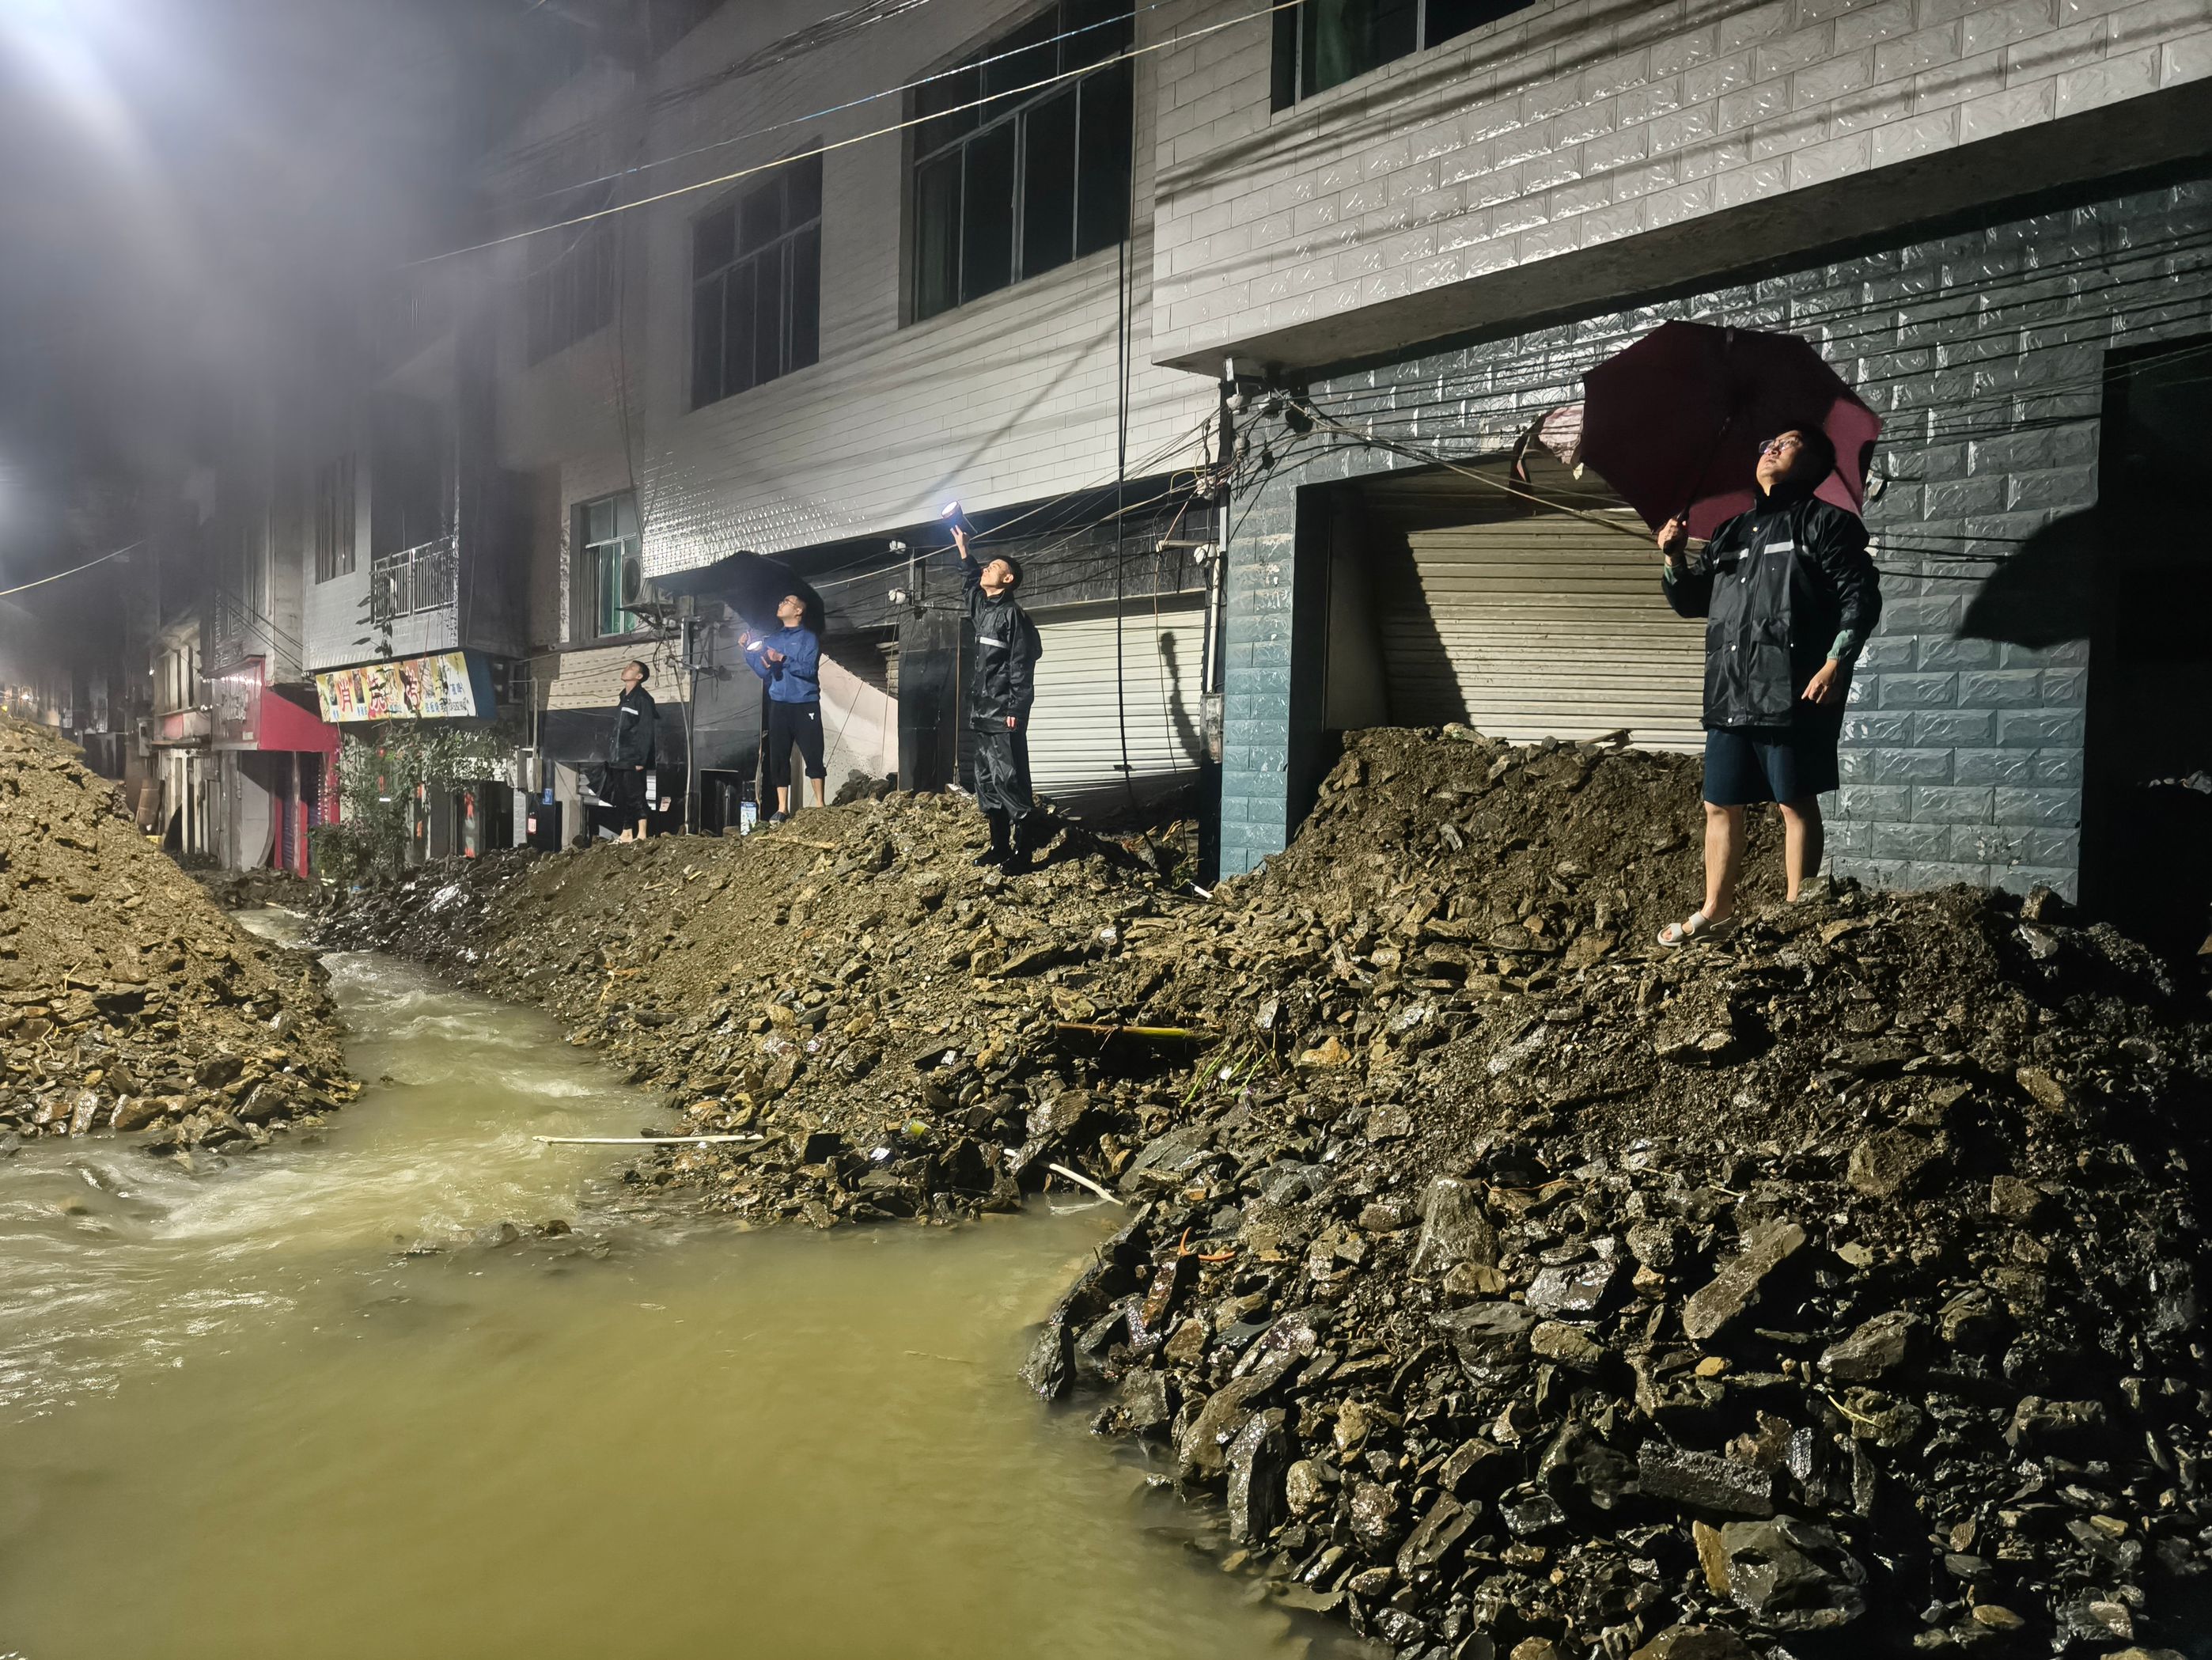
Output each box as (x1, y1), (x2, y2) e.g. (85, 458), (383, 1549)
(910, 0), (1133, 322)
(575, 493), (641, 642)
(525, 223), (617, 365)
(691, 150), (823, 408)
(1271, 0), (1532, 106)
(313, 455), (356, 583)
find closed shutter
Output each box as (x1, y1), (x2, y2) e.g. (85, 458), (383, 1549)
(1025, 599), (1207, 812)
(1378, 514), (1705, 750)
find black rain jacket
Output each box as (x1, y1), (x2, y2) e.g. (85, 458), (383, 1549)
(610, 684), (657, 766)
(964, 559), (1042, 726)
(1662, 489), (1881, 730)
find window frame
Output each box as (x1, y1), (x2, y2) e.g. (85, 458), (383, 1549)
(573, 491), (642, 643)
(312, 454), (356, 585)
(907, 0), (1134, 324)
(689, 148), (824, 411)
(1271, 0), (1534, 109)
(525, 222), (618, 366)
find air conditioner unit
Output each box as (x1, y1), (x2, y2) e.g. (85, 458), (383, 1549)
(619, 552), (650, 608)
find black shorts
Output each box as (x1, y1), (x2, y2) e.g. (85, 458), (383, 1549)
(1703, 709), (1843, 806)
(765, 699), (826, 788)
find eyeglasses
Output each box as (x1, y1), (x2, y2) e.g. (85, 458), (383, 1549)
(1757, 434), (1805, 455)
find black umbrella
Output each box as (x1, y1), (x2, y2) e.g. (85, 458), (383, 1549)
(650, 550), (822, 633)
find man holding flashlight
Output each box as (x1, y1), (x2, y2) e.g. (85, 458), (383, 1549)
(949, 508), (1044, 872)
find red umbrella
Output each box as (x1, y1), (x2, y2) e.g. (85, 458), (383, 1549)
(1577, 320), (1882, 540)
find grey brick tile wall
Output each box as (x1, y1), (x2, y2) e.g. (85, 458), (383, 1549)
(1215, 181), (2212, 893)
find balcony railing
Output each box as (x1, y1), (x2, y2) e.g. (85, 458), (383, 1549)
(369, 536), (458, 625)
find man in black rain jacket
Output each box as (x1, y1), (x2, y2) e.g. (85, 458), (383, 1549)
(952, 521), (1044, 871)
(608, 659), (657, 841)
(1655, 426), (1881, 944)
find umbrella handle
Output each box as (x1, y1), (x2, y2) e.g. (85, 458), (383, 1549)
(1680, 408), (1738, 525)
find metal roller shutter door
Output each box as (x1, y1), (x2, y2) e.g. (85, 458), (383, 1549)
(1381, 514), (1706, 750)
(1025, 599), (1207, 812)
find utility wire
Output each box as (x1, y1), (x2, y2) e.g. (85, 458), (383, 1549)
(415, 0), (1305, 265)
(0, 543), (142, 600)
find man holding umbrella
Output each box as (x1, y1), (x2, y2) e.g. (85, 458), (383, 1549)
(1655, 426), (1881, 944)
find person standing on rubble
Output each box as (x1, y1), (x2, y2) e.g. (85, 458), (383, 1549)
(744, 593), (828, 824)
(608, 658), (657, 843)
(1654, 426), (1881, 944)
(950, 518), (1044, 872)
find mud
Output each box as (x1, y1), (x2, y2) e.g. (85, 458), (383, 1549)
(0, 718), (354, 1146)
(317, 726), (2212, 1656)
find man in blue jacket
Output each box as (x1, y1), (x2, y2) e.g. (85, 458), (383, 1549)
(744, 593), (827, 823)
(1655, 426), (1881, 945)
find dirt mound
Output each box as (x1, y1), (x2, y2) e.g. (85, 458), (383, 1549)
(0, 718), (354, 1150)
(320, 728), (2212, 1654)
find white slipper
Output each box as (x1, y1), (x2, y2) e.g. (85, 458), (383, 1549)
(1657, 911), (1736, 948)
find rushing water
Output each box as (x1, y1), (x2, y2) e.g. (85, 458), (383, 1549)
(0, 917), (1359, 1660)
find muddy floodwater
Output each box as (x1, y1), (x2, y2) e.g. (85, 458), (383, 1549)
(0, 919), (1359, 1660)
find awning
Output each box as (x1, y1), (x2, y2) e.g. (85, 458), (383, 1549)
(259, 688), (339, 754)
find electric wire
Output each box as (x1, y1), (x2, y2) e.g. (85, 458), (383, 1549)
(0, 543), (142, 600)
(415, 0), (1306, 265)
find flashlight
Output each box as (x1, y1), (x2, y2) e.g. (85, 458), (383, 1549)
(941, 500), (972, 537)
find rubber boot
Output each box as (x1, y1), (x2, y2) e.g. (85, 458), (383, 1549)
(1001, 813), (1039, 874)
(974, 809), (1010, 867)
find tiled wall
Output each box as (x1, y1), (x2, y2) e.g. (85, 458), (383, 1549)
(1150, 0), (2212, 362)
(1216, 180), (2212, 894)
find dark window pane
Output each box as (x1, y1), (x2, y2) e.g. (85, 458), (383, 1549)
(723, 261), (756, 396)
(960, 119), (1017, 301)
(1075, 61), (1132, 257)
(788, 150), (823, 227)
(1064, 0), (1131, 69)
(1303, 0), (1417, 97)
(739, 179), (783, 254)
(915, 59), (979, 155)
(1424, 0), (1531, 47)
(914, 151), (961, 320)
(984, 12), (1055, 99)
(753, 248), (785, 384)
(695, 206), (734, 278)
(790, 224), (820, 370)
(1020, 87), (1078, 278)
(691, 277), (724, 406)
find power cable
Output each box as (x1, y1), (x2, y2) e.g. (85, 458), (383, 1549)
(415, 0), (1305, 265)
(0, 542), (142, 600)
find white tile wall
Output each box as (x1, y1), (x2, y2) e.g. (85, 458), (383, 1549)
(1147, 0), (2212, 362)
(481, 1), (1217, 590)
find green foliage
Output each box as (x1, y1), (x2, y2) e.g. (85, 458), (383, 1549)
(329, 718), (522, 877)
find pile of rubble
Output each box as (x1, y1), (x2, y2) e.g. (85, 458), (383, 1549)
(0, 717), (354, 1150)
(320, 728), (2211, 1656)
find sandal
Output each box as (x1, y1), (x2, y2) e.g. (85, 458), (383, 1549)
(1657, 911), (1736, 948)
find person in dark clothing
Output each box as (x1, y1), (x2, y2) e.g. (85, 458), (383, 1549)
(950, 521), (1044, 871)
(1655, 426), (1881, 944)
(744, 593), (827, 822)
(608, 658), (657, 841)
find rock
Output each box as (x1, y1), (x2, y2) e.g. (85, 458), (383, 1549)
(1347, 1480), (1403, 1548)
(1509, 1641), (1562, 1660)
(1636, 1442), (1775, 1518)
(1115, 1369), (1173, 1432)
(1681, 1221), (1808, 1342)
(1498, 1491), (1566, 1536)
(1437, 1301), (1539, 1388)
(1440, 1437), (1512, 1498)
(2006, 1395), (2108, 1455)
(2014, 1064), (2072, 1112)
(1529, 1320), (1607, 1370)
(1987, 1174), (2046, 1222)
(1846, 1129), (1939, 1199)
(1526, 1258), (1617, 1320)
(1224, 1408), (1287, 1544)
(1396, 1495), (1477, 1581)
(1630, 1628), (1754, 1660)
(1365, 1101), (1412, 1140)
(111, 1095), (163, 1132)
(1819, 1311), (1919, 1382)
(2054, 1596), (2134, 1645)
(1410, 1176), (1498, 1275)
(1285, 1458), (1329, 1517)
(1718, 1516), (1868, 1632)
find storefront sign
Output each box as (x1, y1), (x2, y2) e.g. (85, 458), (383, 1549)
(315, 650), (487, 723)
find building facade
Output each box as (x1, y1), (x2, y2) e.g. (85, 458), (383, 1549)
(179, 0), (2212, 924)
